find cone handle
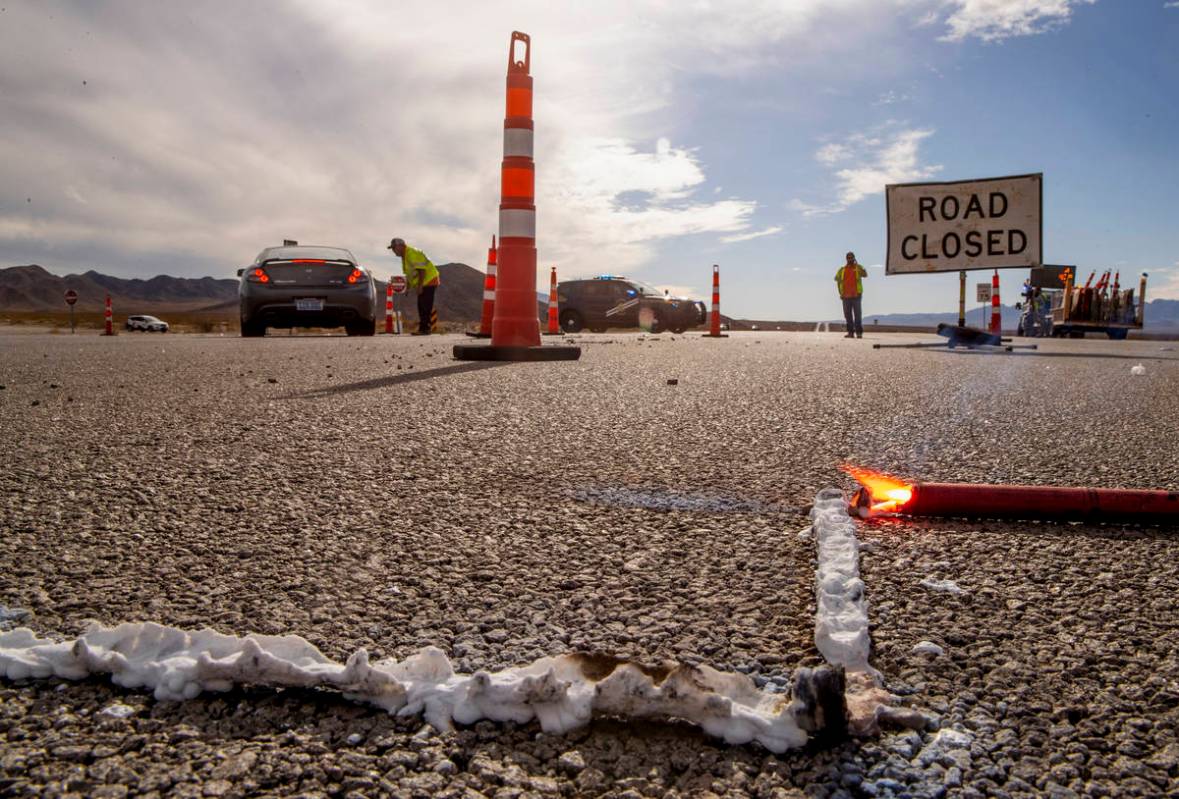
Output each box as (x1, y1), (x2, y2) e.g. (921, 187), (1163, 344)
(509, 31), (530, 74)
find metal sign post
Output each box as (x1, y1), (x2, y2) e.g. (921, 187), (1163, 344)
(976, 282), (992, 329)
(64, 289), (78, 333)
(958, 271), (966, 327)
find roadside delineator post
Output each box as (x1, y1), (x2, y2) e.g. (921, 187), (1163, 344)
(702, 264), (728, 338)
(103, 293), (113, 336)
(544, 266), (560, 335)
(453, 31), (579, 362)
(467, 235), (497, 338)
(989, 269), (1001, 335)
(384, 280), (394, 334)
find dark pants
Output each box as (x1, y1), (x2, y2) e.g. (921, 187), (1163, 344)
(842, 296), (863, 337)
(417, 285), (437, 334)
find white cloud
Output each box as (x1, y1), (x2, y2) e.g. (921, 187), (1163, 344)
(815, 143), (852, 164)
(1165, 2), (1179, 8)
(1155, 263), (1179, 300)
(939, 0), (1098, 43)
(792, 127), (943, 216)
(720, 225), (784, 244)
(0, 1), (1095, 283)
(873, 90), (911, 106)
(1, 0), (901, 284)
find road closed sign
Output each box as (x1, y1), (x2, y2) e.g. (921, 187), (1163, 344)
(886, 173), (1042, 274)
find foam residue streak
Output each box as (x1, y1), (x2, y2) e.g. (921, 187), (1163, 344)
(811, 488), (927, 735)
(0, 621), (839, 752)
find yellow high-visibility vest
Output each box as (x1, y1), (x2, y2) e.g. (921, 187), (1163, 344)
(836, 264), (866, 298)
(402, 245), (440, 288)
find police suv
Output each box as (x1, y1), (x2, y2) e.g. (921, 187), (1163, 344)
(556, 276), (706, 334)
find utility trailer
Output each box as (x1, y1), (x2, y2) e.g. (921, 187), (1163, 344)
(1019, 266), (1147, 340)
(1049, 271), (1146, 340)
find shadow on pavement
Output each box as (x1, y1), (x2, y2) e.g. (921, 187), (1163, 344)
(284, 361), (509, 399)
(867, 516), (1179, 542)
(1006, 351), (1179, 362)
(926, 348), (1179, 362)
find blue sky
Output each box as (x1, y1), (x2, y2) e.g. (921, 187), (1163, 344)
(1, 1), (1177, 320)
(653, 0), (1179, 318)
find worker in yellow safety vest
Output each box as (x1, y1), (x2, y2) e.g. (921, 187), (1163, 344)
(388, 238), (441, 335)
(835, 251), (868, 339)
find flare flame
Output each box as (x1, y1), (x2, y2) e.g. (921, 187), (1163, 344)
(841, 464), (914, 517)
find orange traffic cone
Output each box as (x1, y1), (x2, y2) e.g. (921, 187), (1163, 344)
(384, 280), (394, 334)
(453, 32), (579, 362)
(466, 235), (497, 338)
(989, 269), (1000, 334)
(702, 264), (728, 338)
(544, 266), (560, 335)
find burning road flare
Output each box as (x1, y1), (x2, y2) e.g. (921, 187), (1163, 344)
(842, 465), (1179, 523)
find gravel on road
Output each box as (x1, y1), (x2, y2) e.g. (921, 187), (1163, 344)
(2, 330), (1177, 797)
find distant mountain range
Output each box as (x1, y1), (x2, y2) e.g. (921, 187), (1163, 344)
(0, 264), (238, 313)
(4, 263), (1178, 329)
(0, 263), (521, 323)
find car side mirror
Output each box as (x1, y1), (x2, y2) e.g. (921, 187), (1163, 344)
(236, 268), (244, 277)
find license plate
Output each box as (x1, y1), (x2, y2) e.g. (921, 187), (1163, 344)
(295, 298), (324, 312)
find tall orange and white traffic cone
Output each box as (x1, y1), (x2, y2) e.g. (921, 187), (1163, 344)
(384, 280), (394, 334)
(989, 269), (1001, 335)
(453, 31), (579, 362)
(544, 266), (561, 335)
(702, 264), (728, 338)
(103, 293), (114, 336)
(466, 235), (497, 338)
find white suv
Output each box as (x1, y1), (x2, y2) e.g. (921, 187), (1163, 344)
(125, 315), (170, 332)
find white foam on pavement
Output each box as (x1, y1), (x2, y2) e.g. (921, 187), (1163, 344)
(811, 488), (931, 736)
(0, 621), (835, 753)
(811, 489), (873, 674)
(919, 578), (965, 595)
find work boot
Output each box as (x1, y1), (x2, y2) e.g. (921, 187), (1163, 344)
(856, 333), (863, 338)
(844, 333), (855, 339)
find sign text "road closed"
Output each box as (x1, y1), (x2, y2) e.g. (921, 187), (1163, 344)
(885, 174), (1042, 274)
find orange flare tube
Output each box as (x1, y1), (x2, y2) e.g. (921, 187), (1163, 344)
(850, 475), (1179, 523)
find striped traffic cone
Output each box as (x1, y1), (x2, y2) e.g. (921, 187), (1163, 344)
(989, 269), (1001, 334)
(702, 264), (728, 338)
(467, 236), (497, 338)
(430, 308), (438, 333)
(544, 266), (560, 335)
(453, 31), (579, 362)
(384, 280), (394, 334)
(103, 293), (114, 336)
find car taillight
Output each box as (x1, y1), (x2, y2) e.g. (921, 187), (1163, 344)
(248, 267), (270, 283)
(347, 268), (367, 284)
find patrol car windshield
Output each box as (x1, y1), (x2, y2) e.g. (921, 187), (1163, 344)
(629, 281), (666, 297)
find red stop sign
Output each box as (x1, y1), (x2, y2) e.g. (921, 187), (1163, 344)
(64, 289), (78, 306)
(389, 275), (408, 295)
